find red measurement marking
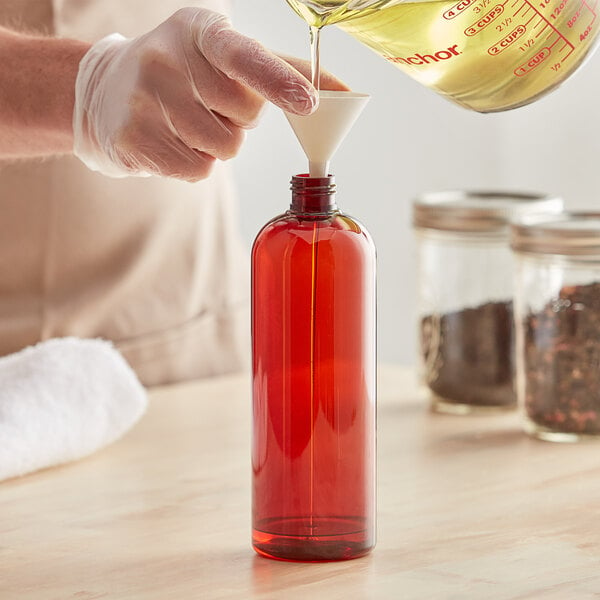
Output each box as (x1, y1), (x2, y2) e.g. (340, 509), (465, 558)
(464, 4), (505, 35)
(556, 41), (573, 60)
(524, 12), (538, 25)
(549, 0), (569, 21)
(546, 34), (563, 47)
(568, 4), (583, 26)
(519, 37), (536, 49)
(580, 23), (594, 40)
(534, 21), (550, 37)
(537, 25), (574, 60)
(514, 46), (551, 74)
(489, 24), (528, 53)
(523, 0), (575, 49)
(444, 0), (476, 19)
(514, 1), (530, 16)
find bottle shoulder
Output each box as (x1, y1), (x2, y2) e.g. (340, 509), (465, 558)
(252, 210), (375, 264)
(253, 210), (372, 242)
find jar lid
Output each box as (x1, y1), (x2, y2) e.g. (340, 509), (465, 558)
(511, 212), (600, 255)
(413, 190), (563, 233)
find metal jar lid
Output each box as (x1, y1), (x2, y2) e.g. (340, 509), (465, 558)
(511, 212), (600, 256)
(413, 190), (563, 233)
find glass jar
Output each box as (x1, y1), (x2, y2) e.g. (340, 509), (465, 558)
(512, 213), (600, 442)
(413, 190), (563, 414)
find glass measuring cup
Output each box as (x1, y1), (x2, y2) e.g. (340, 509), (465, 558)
(285, 0), (600, 112)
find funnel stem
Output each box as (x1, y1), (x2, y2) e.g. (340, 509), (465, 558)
(309, 160), (329, 179)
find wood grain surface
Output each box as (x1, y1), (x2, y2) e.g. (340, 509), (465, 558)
(2, 366), (600, 599)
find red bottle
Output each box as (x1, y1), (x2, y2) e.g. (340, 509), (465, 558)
(251, 174), (376, 562)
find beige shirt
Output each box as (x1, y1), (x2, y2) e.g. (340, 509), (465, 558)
(0, 0), (250, 386)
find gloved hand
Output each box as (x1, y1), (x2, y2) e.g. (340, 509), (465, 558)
(73, 8), (348, 181)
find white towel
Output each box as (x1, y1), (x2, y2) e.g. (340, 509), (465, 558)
(0, 337), (148, 482)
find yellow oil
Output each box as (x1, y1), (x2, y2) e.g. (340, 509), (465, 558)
(286, 0), (380, 26)
(286, 0), (600, 111)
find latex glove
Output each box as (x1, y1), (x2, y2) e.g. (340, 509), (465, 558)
(73, 8), (347, 181)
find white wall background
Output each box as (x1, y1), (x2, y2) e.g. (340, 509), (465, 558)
(230, 0), (600, 366)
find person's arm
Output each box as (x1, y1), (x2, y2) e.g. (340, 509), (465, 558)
(0, 26), (90, 158)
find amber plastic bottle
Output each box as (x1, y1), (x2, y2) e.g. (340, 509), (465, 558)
(251, 174), (376, 562)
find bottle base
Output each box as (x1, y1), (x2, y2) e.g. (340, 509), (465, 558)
(524, 417), (600, 442)
(431, 394), (517, 415)
(252, 516), (374, 562)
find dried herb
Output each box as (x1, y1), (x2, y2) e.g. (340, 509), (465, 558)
(524, 282), (600, 435)
(421, 301), (515, 408)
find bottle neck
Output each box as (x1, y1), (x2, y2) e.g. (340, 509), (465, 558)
(290, 174), (337, 214)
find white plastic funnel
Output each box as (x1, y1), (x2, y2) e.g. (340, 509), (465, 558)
(285, 90), (370, 178)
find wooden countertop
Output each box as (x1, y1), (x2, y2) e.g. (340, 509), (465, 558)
(2, 365), (600, 599)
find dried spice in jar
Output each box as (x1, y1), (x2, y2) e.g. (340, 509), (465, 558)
(414, 190), (562, 414)
(523, 282), (600, 437)
(421, 300), (515, 409)
(512, 212), (600, 441)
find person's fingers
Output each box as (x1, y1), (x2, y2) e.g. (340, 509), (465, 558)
(127, 131), (217, 182)
(181, 53), (267, 129)
(191, 11), (319, 115)
(111, 100), (217, 181)
(155, 86), (247, 161)
(139, 48), (264, 133)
